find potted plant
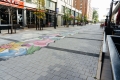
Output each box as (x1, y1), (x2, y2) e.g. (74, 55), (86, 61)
(63, 13), (74, 27)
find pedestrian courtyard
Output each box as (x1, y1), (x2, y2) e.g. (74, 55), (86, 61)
(0, 25), (103, 80)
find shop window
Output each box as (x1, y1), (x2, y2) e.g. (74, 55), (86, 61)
(26, 10), (35, 24)
(0, 9), (9, 24)
(61, 6), (65, 13)
(27, 10), (30, 24)
(31, 12), (35, 24)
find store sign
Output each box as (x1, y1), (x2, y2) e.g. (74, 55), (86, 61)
(0, 0), (24, 8)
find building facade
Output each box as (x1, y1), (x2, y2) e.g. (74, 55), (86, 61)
(0, 0), (82, 27)
(56, 0), (82, 26)
(74, 0), (93, 21)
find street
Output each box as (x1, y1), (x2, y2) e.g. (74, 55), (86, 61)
(0, 24), (103, 80)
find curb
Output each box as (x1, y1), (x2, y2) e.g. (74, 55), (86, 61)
(96, 32), (105, 80)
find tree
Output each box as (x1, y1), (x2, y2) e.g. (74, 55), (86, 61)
(92, 10), (99, 23)
(84, 15), (87, 22)
(63, 8), (74, 27)
(76, 14), (82, 22)
(34, 0), (46, 30)
(8, 6), (16, 34)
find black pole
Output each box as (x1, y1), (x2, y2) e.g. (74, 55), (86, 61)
(54, 2), (57, 29)
(105, 0), (114, 39)
(108, 0), (114, 28)
(74, 11), (75, 27)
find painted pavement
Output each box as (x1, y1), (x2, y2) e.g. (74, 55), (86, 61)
(0, 30), (80, 59)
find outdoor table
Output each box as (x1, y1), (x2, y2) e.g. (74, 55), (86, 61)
(0, 24), (16, 34)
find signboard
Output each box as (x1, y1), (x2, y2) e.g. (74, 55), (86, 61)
(56, 8), (59, 14)
(0, 0), (24, 8)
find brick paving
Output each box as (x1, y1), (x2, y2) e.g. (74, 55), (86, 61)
(0, 24), (103, 80)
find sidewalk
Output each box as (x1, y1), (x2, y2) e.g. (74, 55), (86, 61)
(0, 25), (78, 45)
(0, 25), (103, 80)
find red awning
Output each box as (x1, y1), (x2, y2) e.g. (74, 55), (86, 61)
(26, 7), (46, 12)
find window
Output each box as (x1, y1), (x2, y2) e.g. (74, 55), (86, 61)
(46, 0), (51, 8)
(62, 6), (65, 13)
(26, 0), (31, 2)
(80, 7), (82, 9)
(75, 4), (76, 6)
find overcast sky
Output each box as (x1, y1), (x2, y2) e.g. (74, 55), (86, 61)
(91, 0), (111, 20)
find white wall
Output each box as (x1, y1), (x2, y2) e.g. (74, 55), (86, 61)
(25, 0), (82, 26)
(56, 0), (82, 26)
(25, 2), (37, 8)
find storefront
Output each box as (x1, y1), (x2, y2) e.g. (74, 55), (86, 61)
(0, 0), (24, 27)
(46, 9), (55, 27)
(0, 0), (57, 29)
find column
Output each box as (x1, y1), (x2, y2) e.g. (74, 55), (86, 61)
(16, 9), (19, 24)
(57, 15), (61, 26)
(22, 9), (27, 27)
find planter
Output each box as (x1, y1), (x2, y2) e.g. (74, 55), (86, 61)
(66, 23), (69, 27)
(107, 35), (120, 80)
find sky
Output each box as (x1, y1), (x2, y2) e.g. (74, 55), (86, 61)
(91, 0), (111, 21)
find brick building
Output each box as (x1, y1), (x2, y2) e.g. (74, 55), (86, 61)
(73, 0), (93, 21)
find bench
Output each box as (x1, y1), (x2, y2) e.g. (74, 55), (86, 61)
(0, 24), (16, 34)
(27, 24), (36, 28)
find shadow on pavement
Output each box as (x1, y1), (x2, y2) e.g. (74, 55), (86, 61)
(46, 46), (99, 57)
(0, 37), (19, 42)
(66, 37), (103, 41)
(78, 33), (103, 35)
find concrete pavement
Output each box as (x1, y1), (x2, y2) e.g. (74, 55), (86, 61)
(0, 24), (103, 80)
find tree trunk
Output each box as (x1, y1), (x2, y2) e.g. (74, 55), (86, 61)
(10, 13), (13, 34)
(9, 7), (13, 34)
(36, 15), (37, 30)
(39, 18), (41, 30)
(66, 21), (69, 27)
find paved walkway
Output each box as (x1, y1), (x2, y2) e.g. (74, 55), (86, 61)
(0, 25), (103, 80)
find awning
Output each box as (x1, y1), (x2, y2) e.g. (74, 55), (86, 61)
(26, 7), (46, 12)
(0, 1), (24, 9)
